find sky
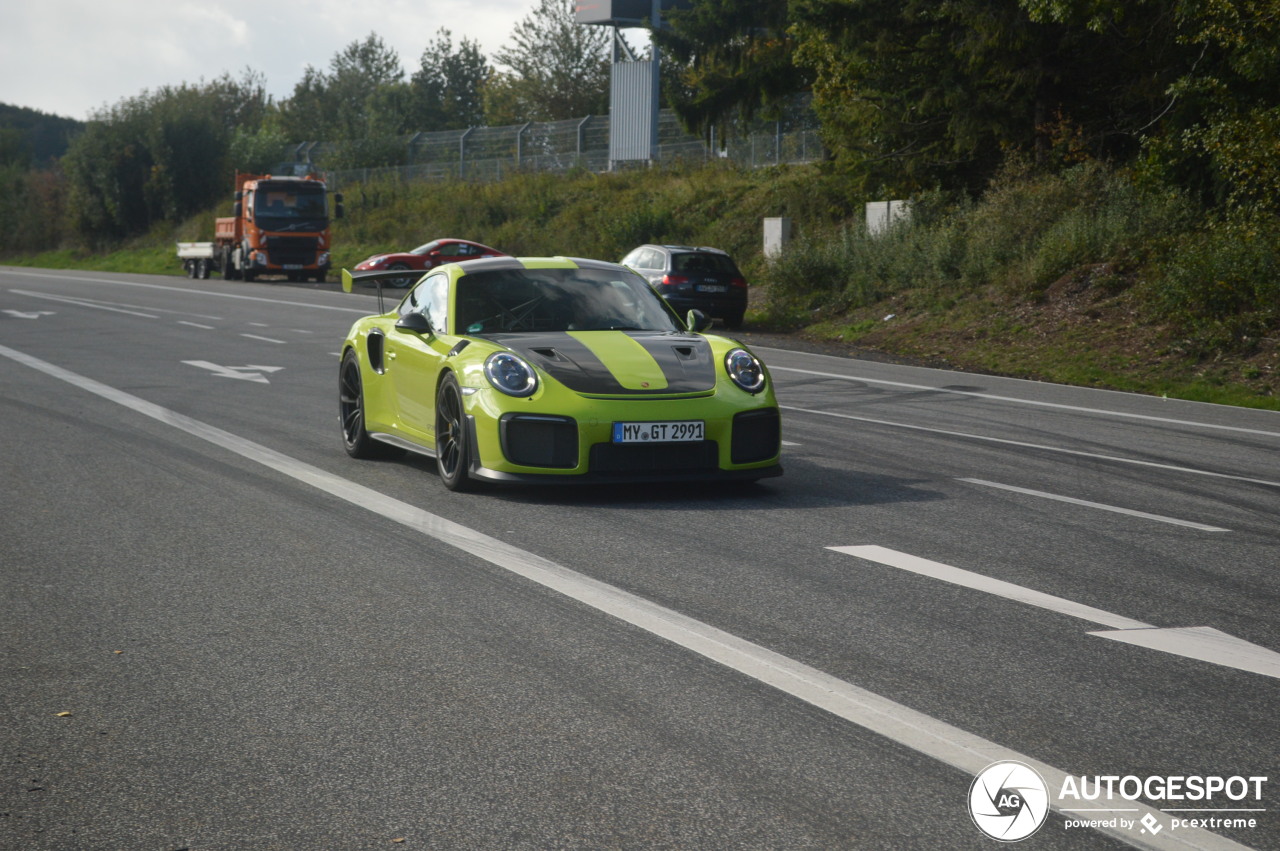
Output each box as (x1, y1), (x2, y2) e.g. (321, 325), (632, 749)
(0, 0), (633, 121)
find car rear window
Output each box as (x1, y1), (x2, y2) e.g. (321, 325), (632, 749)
(671, 252), (739, 275)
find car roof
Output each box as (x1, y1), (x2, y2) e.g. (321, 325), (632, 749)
(640, 244), (731, 256)
(440, 256), (633, 275)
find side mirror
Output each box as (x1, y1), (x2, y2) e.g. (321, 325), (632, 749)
(686, 309), (712, 332)
(394, 312), (433, 335)
(233, 201), (243, 217)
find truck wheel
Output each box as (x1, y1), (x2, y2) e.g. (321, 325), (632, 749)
(196, 259), (209, 279)
(184, 260), (196, 279)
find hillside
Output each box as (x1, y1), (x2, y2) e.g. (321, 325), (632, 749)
(4, 160), (1277, 410)
(0, 102), (81, 165)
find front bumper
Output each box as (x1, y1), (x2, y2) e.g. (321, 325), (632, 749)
(464, 395), (782, 483)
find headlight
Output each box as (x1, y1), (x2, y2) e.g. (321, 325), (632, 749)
(484, 352), (538, 397)
(725, 348), (766, 393)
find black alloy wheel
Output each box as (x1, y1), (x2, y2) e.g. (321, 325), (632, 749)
(339, 350), (401, 459)
(434, 372), (472, 491)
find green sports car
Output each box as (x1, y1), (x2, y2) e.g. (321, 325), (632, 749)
(338, 256), (782, 490)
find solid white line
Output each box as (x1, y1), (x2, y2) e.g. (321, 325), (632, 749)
(4, 270), (369, 314)
(781, 405), (1280, 489)
(0, 342), (1253, 851)
(178, 321), (215, 330)
(829, 545), (1152, 630)
(959, 478), (1231, 532)
(764, 361), (1280, 438)
(240, 333), (287, 344)
(11, 289), (159, 318)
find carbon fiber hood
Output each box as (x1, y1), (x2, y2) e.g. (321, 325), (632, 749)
(485, 331), (717, 395)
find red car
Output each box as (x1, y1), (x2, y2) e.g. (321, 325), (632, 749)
(353, 239), (508, 287)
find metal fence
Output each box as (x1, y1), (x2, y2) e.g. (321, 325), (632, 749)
(304, 110), (823, 191)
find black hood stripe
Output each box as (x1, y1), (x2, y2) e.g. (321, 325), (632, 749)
(484, 332), (716, 395)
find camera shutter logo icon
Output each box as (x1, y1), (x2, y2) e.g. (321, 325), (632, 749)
(969, 761), (1050, 842)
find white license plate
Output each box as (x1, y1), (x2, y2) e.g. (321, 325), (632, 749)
(283, 264), (304, 270)
(612, 420), (705, 443)
(696, 284), (726, 293)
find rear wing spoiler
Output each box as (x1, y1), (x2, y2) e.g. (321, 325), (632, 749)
(341, 268), (427, 313)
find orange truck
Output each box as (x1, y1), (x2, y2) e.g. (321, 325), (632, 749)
(177, 171), (344, 282)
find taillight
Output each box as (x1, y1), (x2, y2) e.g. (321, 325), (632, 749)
(662, 274), (690, 287)
(730, 277), (748, 288)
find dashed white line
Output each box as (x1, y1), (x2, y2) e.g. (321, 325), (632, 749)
(240, 333), (287, 344)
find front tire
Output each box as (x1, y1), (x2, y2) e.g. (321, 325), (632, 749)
(339, 350), (401, 460)
(435, 373), (472, 491)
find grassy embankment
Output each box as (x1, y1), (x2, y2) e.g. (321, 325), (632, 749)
(6, 161), (1278, 409)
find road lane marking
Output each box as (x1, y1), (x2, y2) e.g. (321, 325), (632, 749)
(830, 545), (1280, 680)
(781, 405), (1280, 489)
(178, 321), (216, 330)
(240, 333), (287, 344)
(4, 271), (368, 314)
(11, 289), (159, 318)
(182, 361), (284, 383)
(959, 478), (1231, 532)
(764, 360), (1280, 438)
(0, 341), (1255, 851)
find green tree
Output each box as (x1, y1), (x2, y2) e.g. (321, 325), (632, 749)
(277, 34), (404, 139)
(406, 28), (490, 131)
(1021, 0), (1280, 215)
(486, 0), (611, 124)
(61, 71), (270, 243)
(653, 0), (810, 136)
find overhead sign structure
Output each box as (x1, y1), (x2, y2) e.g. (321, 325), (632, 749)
(577, 1), (690, 166)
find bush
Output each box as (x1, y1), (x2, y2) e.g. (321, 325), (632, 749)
(1147, 220), (1280, 349)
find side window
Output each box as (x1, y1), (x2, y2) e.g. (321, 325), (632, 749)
(425, 274), (449, 334)
(398, 280), (424, 317)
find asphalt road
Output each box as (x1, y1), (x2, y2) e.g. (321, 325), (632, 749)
(2, 267), (1277, 851)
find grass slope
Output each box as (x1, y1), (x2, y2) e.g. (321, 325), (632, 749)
(3, 161), (1277, 410)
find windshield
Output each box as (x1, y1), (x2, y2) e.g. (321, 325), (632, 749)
(454, 267), (682, 335)
(410, 241), (441, 255)
(253, 185), (329, 232)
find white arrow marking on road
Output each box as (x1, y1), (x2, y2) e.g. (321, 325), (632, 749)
(181, 361), (283, 384)
(3, 310), (56, 319)
(829, 545), (1280, 680)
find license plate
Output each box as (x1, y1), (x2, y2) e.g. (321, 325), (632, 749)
(696, 284), (726, 293)
(612, 420), (705, 443)
(283, 264), (304, 270)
